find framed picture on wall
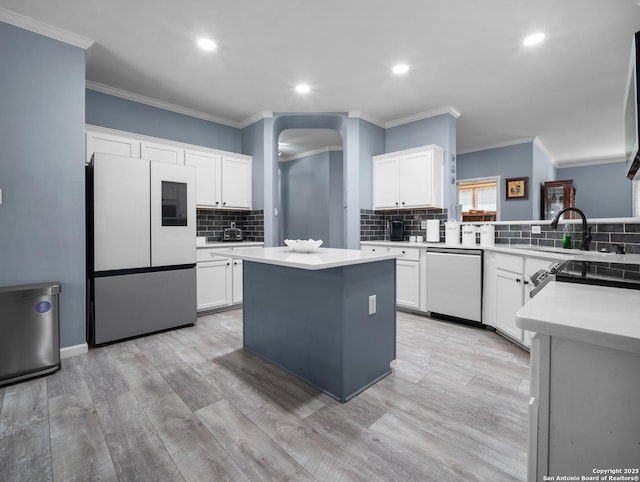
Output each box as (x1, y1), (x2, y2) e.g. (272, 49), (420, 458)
(505, 177), (528, 200)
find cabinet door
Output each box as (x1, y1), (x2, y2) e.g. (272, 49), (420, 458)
(141, 141), (185, 164)
(185, 150), (221, 207)
(197, 259), (231, 310)
(373, 157), (399, 209)
(86, 131), (140, 163)
(494, 269), (525, 342)
(232, 260), (243, 304)
(396, 260), (420, 309)
(399, 151), (433, 208)
(221, 157), (252, 209)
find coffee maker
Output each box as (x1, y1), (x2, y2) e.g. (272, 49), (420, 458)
(389, 220), (404, 241)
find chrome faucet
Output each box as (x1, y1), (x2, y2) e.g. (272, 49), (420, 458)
(550, 207), (592, 251)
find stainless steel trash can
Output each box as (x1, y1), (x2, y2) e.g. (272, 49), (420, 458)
(0, 282), (61, 386)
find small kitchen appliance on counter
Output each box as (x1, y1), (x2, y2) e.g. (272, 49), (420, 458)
(389, 220), (404, 241)
(223, 222), (243, 242)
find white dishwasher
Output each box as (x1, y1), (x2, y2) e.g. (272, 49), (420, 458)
(425, 247), (483, 323)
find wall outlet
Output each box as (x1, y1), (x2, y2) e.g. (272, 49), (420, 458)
(368, 295), (376, 315)
(532, 225), (542, 234)
(420, 221), (427, 230)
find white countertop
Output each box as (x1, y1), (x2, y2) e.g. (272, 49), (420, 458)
(360, 240), (640, 263)
(214, 246), (397, 270)
(516, 281), (640, 354)
(197, 241), (264, 249)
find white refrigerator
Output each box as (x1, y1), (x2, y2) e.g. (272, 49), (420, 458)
(87, 153), (197, 344)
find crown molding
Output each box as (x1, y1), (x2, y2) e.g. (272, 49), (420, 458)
(239, 111), (273, 128)
(0, 7), (93, 49)
(279, 145), (343, 162)
(533, 137), (556, 165)
(385, 105), (461, 129)
(457, 137), (537, 155)
(86, 81), (242, 128)
(556, 156), (625, 169)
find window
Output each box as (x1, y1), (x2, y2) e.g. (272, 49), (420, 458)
(458, 179), (498, 221)
(634, 180), (640, 217)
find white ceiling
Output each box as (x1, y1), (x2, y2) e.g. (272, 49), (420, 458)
(1, 0), (639, 165)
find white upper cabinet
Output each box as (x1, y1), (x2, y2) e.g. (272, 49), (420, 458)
(141, 141), (185, 164)
(185, 150), (221, 207)
(373, 157), (400, 209)
(86, 131), (141, 163)
(221, 156), (252, 210)
(373, 145), (444, 210)
(86, 127), (253, 211)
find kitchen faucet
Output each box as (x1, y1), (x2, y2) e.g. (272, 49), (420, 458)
(550, 207), (592, 251)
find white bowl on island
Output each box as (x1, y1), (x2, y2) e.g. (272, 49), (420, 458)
(284, 239), (323, 253)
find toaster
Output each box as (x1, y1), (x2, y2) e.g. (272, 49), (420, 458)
(223, 223), (243, 241)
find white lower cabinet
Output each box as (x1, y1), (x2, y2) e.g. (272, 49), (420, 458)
(485, 251), (567, 348)
(361, 244), (420, 310)
(197, 258), (231, 310)
(232, 259), (243, 304)
(196, 246), (260, 312)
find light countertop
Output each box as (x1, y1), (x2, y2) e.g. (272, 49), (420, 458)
(360, 240), (640, 263)
(516, 281), (640, 354)
(213, 246), (397, 270)
(197, 241), (264, 249)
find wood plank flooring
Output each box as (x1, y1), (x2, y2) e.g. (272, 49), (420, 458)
(0, 309), (531, 481)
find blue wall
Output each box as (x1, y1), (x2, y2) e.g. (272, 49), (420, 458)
(86, 89), (242, 152)
(532, 143), (556, 220)
(358, 119), (385, 209)
(457, 143), (534, 221)
(241, 119), (265, 211)
(0, 22), (86, 347)
(557, 162), (632, 218)
(280, 150), (344, 246)
(385, 114), (457, 214)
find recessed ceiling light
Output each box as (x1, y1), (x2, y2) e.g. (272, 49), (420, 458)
(523, 32), (545, 47)
(295, 84), (311, 94)
(392, 64), (409, 75)
(197, 38), (217, 51)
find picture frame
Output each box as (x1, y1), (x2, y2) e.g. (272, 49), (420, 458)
(505, 177), (528, 200)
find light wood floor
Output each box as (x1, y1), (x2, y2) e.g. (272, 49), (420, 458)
(0, 309), (530, 481)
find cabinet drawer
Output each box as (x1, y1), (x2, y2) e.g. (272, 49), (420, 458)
(494, 252), (524, 273)
(197, 249), (228, 262)
(388, 246), (420, 261)
(361, 245), (387, 254)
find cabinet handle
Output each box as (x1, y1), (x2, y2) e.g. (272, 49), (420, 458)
(372, 248), (376, 252)
(215, 201), (219, 205)
(401, 201), (405, 205)
(401, 250), (405, 254)
(223, 202), (226, 206)
(226, 262), (230, 266)
(523, 280), (529, 285)
(516, 278), (522, 283)
(395, 202), (399, 205)
(233, 261), (237, 265)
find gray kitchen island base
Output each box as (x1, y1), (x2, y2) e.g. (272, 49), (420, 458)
(242, 259), (396, 402)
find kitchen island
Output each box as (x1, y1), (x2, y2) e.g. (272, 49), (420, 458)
(217, 246), (398, 402)
(516, 281), (640, 480)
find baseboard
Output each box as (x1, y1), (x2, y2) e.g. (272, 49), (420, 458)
(60, 342), (88, 359)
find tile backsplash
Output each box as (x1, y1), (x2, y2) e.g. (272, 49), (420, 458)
(495, 221), (640, 254)
(197, 209), (264, 242)
(360, 208), (448, 242)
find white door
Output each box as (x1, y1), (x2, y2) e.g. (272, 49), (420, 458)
(185, 150), (221, 207)
(373, 157), (399, 209)
(221, 157), (252, 209)
(150, 162), (196, 267)
(400, 151), (433, 207)
(232, 259), (243, 304)
(86, 131), (140, 163)
(197, 260), (231, 310)
(141, 141), (184, 164)
(396, 260), (420, 309)
(494, 269), (525, 342)
(93, 154), (150, 271)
